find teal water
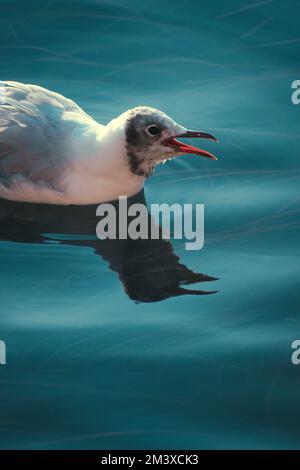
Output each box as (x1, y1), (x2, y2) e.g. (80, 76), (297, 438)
(0, 0), (300, 449)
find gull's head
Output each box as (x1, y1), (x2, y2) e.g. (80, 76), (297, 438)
(113, 106), (218, 177)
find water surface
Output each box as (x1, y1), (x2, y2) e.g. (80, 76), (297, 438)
(0, 0), (300, 450)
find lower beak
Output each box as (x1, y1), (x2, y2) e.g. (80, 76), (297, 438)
(163, 130), (219, 160)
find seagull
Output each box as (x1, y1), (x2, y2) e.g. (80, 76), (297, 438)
(0, 81), (218, 205)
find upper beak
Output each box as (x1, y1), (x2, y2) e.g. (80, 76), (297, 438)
(163, 130), (219, 160)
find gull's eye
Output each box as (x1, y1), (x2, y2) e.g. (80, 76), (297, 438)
(146, 124), (160, 136)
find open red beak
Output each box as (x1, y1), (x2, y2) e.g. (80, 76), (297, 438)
(163, 130), (218, 160)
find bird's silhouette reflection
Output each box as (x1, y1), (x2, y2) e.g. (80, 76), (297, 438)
(0, 191), (218, 302)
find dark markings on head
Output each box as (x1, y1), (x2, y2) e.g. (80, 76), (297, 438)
(125, 107), (167, 177)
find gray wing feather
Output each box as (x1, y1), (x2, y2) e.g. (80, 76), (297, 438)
(0, 81), (91, 191)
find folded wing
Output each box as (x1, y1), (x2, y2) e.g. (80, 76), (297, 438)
(0, 81), (96, 200)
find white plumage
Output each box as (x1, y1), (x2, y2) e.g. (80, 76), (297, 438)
(0, 81), (144, 204)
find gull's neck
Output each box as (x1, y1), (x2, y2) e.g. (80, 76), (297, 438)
(63, 115), (145, 204)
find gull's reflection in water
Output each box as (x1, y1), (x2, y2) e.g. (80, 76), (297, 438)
(0, 190), (218, 303)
